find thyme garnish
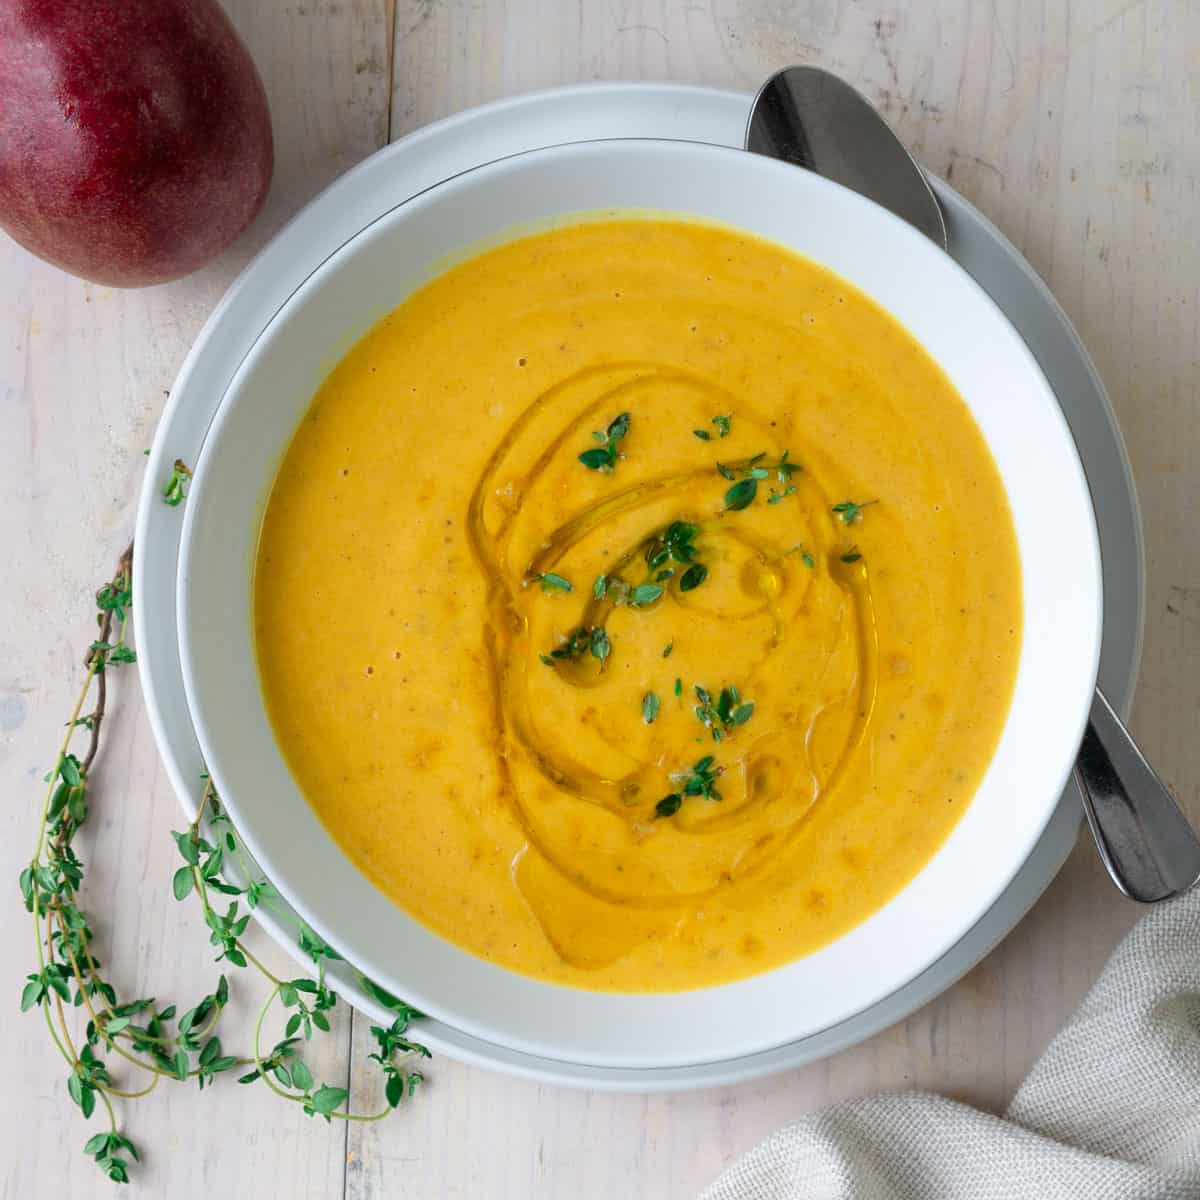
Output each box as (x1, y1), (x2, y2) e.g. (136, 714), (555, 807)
(832, 499), (875, 525)
(578, 412), (631, 473)
(22, 538), (428, 1185)
(693, 684), (755, 742)
(533, 572), (573, 593)
(162, 460), (192, 507)
(692, 415), (731, 441)
(655, 755), (726, 817)
(721, 452), (799, 511)
(545, 625), (611, 663)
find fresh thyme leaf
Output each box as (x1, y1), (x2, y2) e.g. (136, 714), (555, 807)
(719, 453), (798, 511)
(578, 411), (632, 473)
(592, 575), (608, 600)
(630, 583), (663, 607)
(172, 829), (200, 866)
(162, 459), (192, 507)
(548, 627), (594, 661)
(776, 450), (800, 481)
(693, 683), (755, 741)
(606, 577), (631, 606)
(578, 447), (613, 470)
(663, 640), (674, 658)
(535, 572), (573, 594)
(607, 412), (631, 442)
(724, 477), (757, 510)
(20, 975), (44, 1011)
(642, 692), (660, 724)
(59, 754), (82, 787)
(669, 755), (724, 803)
(832, 499), (874, 525)
(695, 415), (732, 440)
(798, 545), (816, 568)
(309, 1084), (349, 1118)
(840, 545), (863, 563)
(590, 627), (611, 661)
(659, 521), (700, 564)
(674, 677), (682, 696)
(632, 522), (708, 598)
(655, 794), (683, 819)
(96, 576), (132, 620)
(298, 923), (342, 964)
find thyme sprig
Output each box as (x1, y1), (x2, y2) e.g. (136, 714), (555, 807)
(542, 624), (611, 665)
(655, 755), (725, 818)
(578, 412), (631, 473)
(573, 523), (710, 667)
(693, 684), (755, 743)
(720, 452), (800, 511)
(832, 499), (875, 525)
(692, 414), (731, 441)
(162, 460), (192, 506)
(22, 541), (429, 1185)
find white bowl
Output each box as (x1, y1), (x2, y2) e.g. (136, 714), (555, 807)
(177, 138), (1102, 1069)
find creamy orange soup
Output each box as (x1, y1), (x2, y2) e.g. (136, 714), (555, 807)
(254, 217), (1021, 992)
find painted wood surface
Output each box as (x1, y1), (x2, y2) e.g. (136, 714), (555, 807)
(3, 2), (1198, 1196)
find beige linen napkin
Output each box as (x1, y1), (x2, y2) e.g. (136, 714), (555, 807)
(702, 890), (1200, 1199)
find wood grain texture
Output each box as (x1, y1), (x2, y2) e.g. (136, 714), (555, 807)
(3, 1), (1198, 1197)
(0, 3), (392, 1198)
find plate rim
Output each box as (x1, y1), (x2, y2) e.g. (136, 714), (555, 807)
(134, 80), (1144, 1090)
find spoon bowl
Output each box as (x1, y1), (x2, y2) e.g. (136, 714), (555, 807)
(747, 65), (947, 249)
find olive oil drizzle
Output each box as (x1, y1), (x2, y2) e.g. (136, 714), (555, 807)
(466, 362), (879, 908)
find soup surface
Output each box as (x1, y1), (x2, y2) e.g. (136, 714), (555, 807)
(255, 216), (1021, 992)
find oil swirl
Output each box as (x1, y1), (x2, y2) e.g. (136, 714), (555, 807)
(465, 360), (879, 937)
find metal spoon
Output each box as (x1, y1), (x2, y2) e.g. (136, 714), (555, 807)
(746, 65), (1200, 902)
(746, 66), (948, 249)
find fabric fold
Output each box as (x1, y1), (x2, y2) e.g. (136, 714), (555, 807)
(702, 890), (1200, 1199)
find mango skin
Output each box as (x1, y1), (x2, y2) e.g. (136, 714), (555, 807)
(0, 0), (273, 286)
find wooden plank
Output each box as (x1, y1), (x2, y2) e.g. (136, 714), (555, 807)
(340, 2), (1200, 1196)
(0, 3), (392, 1197)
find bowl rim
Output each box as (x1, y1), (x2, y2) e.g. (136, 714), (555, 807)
(176, 135), (1103, 1068)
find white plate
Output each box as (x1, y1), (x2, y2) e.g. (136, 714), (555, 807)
(174, 136), (1100, 1070)
(135, 83), (1142, 1089)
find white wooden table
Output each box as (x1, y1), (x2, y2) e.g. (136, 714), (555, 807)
(4, 2), (1197, 1195)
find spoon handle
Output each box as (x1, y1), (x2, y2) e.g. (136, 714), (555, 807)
(1074, 687), (1200, 902)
